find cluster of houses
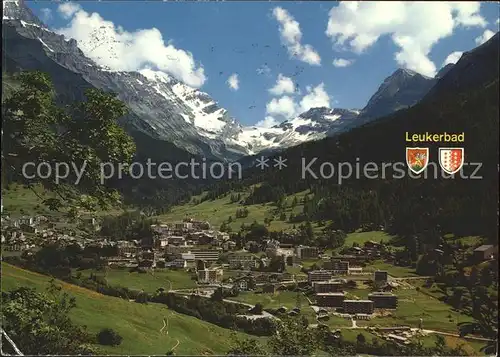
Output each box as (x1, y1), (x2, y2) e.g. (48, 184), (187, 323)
(107, 219), (232, 275)
(1, 214), (88, 252)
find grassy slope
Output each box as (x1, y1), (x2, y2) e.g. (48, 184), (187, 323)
(155, 189), (320, 232)
(1, 263), (261, 355)
(77, 267), (198, 292)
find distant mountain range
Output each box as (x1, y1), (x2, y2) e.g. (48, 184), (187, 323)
(3, 0), (485, 162)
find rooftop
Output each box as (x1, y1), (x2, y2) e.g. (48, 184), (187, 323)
(474, 245), (494, 251)
(344, 300), (373, 303)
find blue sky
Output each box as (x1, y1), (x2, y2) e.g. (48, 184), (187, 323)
(28, 1), (499, 127)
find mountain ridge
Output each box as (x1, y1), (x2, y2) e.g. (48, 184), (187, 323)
(2, 0), (463, 161)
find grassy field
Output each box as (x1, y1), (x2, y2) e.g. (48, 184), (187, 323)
(1, 263), (262, 355)
(155, 189), (332, 233)
(77, 267), (198, 292)
(343, 231), (395, 247)
(2, 183), (126, 218)
(363, 261), (418, 277)
(231, 290), (303, 309)
(345, 287), (474, 333)
(418, 334), (487, 355)
(2, 183), (60, 217)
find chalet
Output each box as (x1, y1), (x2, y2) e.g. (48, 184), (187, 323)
(473, 245), (497, 262)
(262, 284), (277, 294)
(279, 272), (294, 281)
(138, 259), (156, 268)
(364, 240), (382, 250)
(117, 241), (139, 256)
(191, 232), (214, 245)
(151, 224), (171, 235)
(233, 276), (254, 291)
(175, 222), (193, 231)
(222, 240), (237, 251)
(254, 274), (269, 284)
(155, 238), (169, 250)
(20, 224), (37, 234)
(190, 220), (211, 230)
(168, 236), (186, 246)
(374, 270), (389, 282)
(19, 216), (34, 226)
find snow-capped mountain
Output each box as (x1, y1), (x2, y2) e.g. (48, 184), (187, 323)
(2, 0), (445, 161)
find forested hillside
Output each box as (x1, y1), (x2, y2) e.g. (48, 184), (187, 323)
(199, 35), (499, 243)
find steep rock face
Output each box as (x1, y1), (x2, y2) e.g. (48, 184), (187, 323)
(2, 0), (245, 161)
(360, 68), (437, 120)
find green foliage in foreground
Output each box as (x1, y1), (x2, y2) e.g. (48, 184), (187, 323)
(1, 263), (261, 355)
(2, 71), (136, 212)
(228, 316), (475, 357)
(1, 281), (96, 355)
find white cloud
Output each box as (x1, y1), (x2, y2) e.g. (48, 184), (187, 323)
(58, 2), (81, 19)
(272, 7), (321, 66)
(298, 83), (330, 113)
(332, 58), (354, 67)
(264, 83), (330, 121)
(227, 73), (239, 91)
(55, 2), (206, 88)
(325, 2), (487, 77)
(475, 29), (495, 45)
(269, 74), (295, 96)
(496, 19), (499, 25)
(442, 51), (463, 66)
(40, 8), (53, 22)
(255, 116), (279, 128)
(266, 96), (297, 119)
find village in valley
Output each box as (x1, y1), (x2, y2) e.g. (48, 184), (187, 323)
(2, 207), (497, 350)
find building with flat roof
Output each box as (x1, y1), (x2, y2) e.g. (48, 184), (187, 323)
(316, 292), (346, 307)
(191, 250), (220, 262)
(368, 292), (398, 309)
(343, 300), (374, 314)
(308, 270), (333, 283)
(197, 268), (223, 284)
(229, 254), (257, 270)
(323, 260), (349, 274)
(313, 281), (344, 293)
(296, 245), (319, 259)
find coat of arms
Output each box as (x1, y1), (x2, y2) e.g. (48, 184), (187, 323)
(439, 148), (464, 174)
(406, 147), (429, 174)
